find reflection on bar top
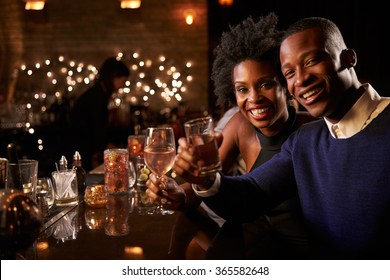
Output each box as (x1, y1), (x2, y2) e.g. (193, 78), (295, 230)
(39, 202), (78, 233)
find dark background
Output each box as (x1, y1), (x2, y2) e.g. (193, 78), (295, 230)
(208, 0), (388, 96)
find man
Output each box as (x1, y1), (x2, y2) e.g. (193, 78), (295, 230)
(170, 17), (390, 259)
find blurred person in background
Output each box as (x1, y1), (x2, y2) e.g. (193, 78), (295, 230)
(68, 57), (130, 172)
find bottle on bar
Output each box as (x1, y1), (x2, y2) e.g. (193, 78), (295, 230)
(72, 151), (86, 194)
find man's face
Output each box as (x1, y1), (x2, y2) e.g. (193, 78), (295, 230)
(280, 28), (345, 119)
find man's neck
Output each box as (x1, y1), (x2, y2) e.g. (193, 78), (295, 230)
(325, 85), (365, 124)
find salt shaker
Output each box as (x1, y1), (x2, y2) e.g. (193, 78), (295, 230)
(59, 155), (68, 171)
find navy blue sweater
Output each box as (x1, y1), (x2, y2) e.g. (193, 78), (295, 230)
(204, 105), (390, 259)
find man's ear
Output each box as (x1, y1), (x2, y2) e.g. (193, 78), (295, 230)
(341, 48), (357, 68)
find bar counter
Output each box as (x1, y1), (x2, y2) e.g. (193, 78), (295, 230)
(23, 171), (181, 260)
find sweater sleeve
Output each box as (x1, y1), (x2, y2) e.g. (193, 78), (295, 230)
(202, 136), (298, 222)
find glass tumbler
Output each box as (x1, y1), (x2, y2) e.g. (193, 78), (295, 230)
(104, 149), (130, 194)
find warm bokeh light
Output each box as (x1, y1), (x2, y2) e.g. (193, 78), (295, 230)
(8, 51), (192, 153)
(124, 246), (144, 259)
(25, 0), (46, 10)
(184, 9), (196, 25)
(218, 0), (234, 7)
(36, 241), (49, 251)
(120, 0), (141, 9)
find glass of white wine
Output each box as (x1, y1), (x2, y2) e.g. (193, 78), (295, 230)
(143, 127), (176, 215)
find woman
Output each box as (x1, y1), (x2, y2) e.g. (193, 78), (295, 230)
(147, 13), (316, 259)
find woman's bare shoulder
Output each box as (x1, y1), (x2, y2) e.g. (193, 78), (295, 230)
(224, 111), (254, 131)
(222, 111), (256, 139)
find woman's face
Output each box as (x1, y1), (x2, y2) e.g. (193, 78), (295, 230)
(233, 59), (288, 133)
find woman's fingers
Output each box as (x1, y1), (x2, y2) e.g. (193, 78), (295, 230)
(146, 173), (161, 194)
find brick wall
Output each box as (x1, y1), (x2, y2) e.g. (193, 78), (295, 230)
(0, 0), (209, 113)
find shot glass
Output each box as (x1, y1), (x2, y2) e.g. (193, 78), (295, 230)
(104, 149), (130, 194)
(184, 116), (222, 176)
(52, 169), (78, 206)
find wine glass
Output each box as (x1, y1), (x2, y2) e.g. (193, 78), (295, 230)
(128, 161), (136, 190)
(143, 127), (176, 215)
(128, 161), (136, 213)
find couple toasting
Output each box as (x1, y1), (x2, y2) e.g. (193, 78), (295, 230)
(148, 13), (390, 260)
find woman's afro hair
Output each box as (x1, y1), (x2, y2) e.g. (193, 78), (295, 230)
(211, 13), (284, 106)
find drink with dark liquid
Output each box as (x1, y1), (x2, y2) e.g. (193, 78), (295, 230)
(185, 116), (222, 176)
(188, 134), (221, 176)
(104, 149), (130, 194)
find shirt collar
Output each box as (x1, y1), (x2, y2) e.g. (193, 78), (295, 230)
(324, 83), (380, 138)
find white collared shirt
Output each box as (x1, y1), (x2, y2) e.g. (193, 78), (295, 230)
(194, 83), (390, 197)
(325, 84), (390, 138)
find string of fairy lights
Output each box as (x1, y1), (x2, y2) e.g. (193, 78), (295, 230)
(115, 52), (193, 105)
(12, 51), (193, 131)
(5, 52), (193, 153)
